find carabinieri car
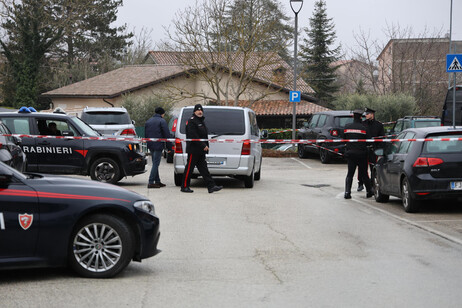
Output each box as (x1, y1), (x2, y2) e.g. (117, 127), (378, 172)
(0, 161), (160, 278)
(372, 126), (462, 213)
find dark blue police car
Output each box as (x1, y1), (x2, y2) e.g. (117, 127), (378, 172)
(0, 161), (160, 278)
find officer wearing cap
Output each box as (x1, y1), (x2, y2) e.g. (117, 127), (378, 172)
(343, 109), (373, 199)
(145, 107), (172, 188)
(181, 104), (223, 193)
(357, 107), (385, 191)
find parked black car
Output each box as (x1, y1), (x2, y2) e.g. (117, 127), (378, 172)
(0, 161), (160, 278)
(297, 111), (354, 163)
(0, 109), (146, 184)
(0, 121), (27, 172)
(372, 126), (462, 213)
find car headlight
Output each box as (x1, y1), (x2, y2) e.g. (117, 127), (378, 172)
(134, 200), (155, 216)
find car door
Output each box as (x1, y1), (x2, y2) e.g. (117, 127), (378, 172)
(0, 166), (39, 258)
(386, 132), (415, 193)
(305, 114), (320, 151)
(34, 117), (85, 174)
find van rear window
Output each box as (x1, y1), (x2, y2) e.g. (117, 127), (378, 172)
(423, 134), (462, 153)
(180, 108), (245, 135)
(81, 112), (131, 125)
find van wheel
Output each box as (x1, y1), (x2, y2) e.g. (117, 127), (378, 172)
(90, 157), (121, 184)
(244, 168), (255, 188)
(174, 173), (182, 187)
(254, 161), (261, 181)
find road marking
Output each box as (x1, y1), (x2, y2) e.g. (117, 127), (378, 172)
(414, 220), (462, 223)
(291, 158), (312, 169)
(337, 193), (462, 246)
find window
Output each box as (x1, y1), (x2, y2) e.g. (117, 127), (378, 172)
(397, 132), (415, 154)
(309, 114), (320, 129)
(402, 120), (411, 130)
(316, 115), (327, 127)
(179, 108), (245, 135)
(423, 134), (462, 153)
(335, 116), (354, 128)
(393, 120), (404, 133)
(0, 117), (30, 134)
(81, 111), (131, 125)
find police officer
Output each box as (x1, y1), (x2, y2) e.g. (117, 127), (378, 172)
(181, 104), (223, 193)
(344, 109), (373, 199)
(357, 107), (385, 191)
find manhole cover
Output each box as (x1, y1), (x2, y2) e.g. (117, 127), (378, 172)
(301, 184), (330, 188)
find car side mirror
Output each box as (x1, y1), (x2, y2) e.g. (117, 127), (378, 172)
(12, 136), (22, 145)
(62, 131), (74, 136)
(303, 122), (309, 128)
(132, 120), (136, 125)
(0, 172), (13, 186)
(260, 129), (268, 139)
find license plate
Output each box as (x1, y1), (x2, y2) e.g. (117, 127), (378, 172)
(450, 181), (462, 190)
(207, 158), (225, 165)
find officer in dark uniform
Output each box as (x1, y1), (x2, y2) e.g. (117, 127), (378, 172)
(181, 104), (223, 193)
(357, 107), (385, 191)
(344, 109), (373, 199)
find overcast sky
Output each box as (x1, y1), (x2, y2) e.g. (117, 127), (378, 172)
(115, 0), (462, 55)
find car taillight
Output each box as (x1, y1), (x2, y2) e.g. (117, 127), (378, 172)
(0, 142), (2, 149)
(413, 157), (444, 167)
(241, 140), (251, 155)
(121, 128), (136, 135)
(172, 119), (178, 132)
(175, 138), (183, 153)
(330, 129), (339, 137)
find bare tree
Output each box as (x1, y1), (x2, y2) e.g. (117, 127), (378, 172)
(343, 24), (451, 115)
(161, 0), (294, 107)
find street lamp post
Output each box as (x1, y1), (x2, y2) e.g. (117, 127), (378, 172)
(290, 0), (303, 140)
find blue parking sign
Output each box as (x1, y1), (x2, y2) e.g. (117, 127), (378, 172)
(289, 91), (301, 102)
(447, 54), (462, 72)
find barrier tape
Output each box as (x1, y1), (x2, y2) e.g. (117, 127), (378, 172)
(2, 134), (461, 144)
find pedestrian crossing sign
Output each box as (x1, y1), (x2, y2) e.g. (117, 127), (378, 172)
(447, 54), (462, 72)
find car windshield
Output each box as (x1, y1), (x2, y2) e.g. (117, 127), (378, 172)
(179, 108), (245, 135)
(414, 120), (441, 128)
(423, 133), (462, 153)
(70, 117), (100, 137)
(0, 161), (27, 180)
(82, 112), (131, 125)
(335, 116), (354, 128)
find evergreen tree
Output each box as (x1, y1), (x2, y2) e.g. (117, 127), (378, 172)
(299, 0), (340, 107)
(0, 0), (62, 108)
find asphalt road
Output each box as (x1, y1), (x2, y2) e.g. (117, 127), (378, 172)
(2, 156), (462, 307)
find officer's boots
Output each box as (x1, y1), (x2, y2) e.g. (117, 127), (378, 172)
(344, 178), (353, 199)
(365, 179), (374, 198)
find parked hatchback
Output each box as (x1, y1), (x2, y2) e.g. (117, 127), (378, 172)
(297, 111), (354, 163)
(81, 107), (136, 137)
(173, 106), (262, 188)
(372, 126), (462, 213)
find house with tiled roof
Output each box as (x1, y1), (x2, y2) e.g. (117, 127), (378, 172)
(42, 51), (324, 127)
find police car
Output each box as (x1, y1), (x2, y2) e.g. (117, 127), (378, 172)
(0, 108), (146, 184)
(0, 161), (160, 278)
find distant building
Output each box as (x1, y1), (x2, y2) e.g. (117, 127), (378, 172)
(332, 59), (377, 94)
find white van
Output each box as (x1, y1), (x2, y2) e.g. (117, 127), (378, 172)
(173, 106), (264, 188)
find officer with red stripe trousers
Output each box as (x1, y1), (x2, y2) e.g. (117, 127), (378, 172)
(343, 109), (374, 199)
(181, 104), (223, 193)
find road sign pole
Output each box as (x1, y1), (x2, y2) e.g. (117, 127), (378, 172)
(453, 72), (456, 128)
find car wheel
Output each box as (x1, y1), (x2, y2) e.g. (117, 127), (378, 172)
(298, 143), (308, 158)
(69, 214), (135, 278)
(319, 146), (331, 164)
(174, 172), (183, 187)
(402, 177), (419, 213)
(372, 171), (389, 203)
(254, 159), (262, 181)
(244, 167), (255, 188)
(90, 157), (121, 184)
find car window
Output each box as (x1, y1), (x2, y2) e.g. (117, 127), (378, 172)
(179, 108), (245, 135)
(309, 114), (320, 129)
(334, 116), (354, 128)
(393, 120), (404, 133)
(402, 120), (411, 130)
(82, 111), (131, 125)
(423, 133), (462, 153)
(0, 123), (14, 143)
(397, 132), (415, 154)
(414, 120), (441, 128)
(316, 115), (327, 128)
(0, 117), (31, 134)
(388, 132), (407, 154)
(71, 117), (99, 136)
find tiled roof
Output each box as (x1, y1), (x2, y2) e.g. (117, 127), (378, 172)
(237, 100), (330, 116)
(42, 65), (185, 97)
(147, 51), (314, 94)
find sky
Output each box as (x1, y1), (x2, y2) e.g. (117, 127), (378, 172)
(115, 0), (462, 55)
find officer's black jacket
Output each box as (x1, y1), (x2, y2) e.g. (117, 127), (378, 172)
(344, 120), (371, 154)
(185, 114), (209, 154)
(362, 119), (385, 138)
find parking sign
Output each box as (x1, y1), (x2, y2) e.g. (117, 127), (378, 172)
(289, 91), (301, 102)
